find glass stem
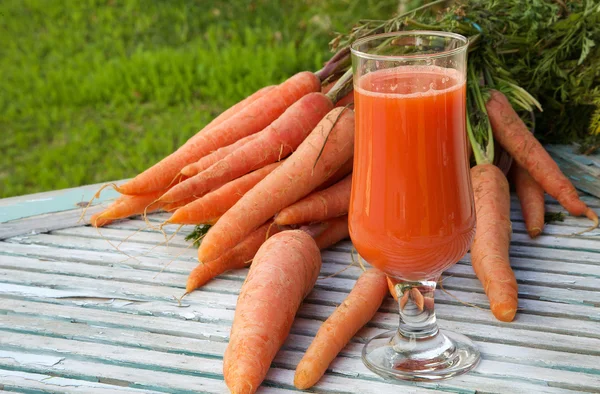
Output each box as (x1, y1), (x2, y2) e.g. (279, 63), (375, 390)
(394, 279), (439, 340)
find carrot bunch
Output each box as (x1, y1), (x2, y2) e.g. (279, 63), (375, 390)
(82, 52), (599, 393)
(86, 70), (356, 297)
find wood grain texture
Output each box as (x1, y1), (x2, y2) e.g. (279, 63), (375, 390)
(0, 181), (599, 392)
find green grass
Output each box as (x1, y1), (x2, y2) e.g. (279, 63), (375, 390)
(1, 0), (398, 198)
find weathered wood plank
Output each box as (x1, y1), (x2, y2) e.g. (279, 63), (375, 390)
(1, 183), (599, 392)
(546, 145), (600, 199)
(10, 226), (600, 274)
(2, 284), (600, 357)
(0, 333), (441, 394)
(0, 325), (591, 393)
(5, 233), (198, 262)
(1, 254), (599, 322)
(274, 349), (600, 392)
(0, 294), (595, 392)
(4, 248), (599, 296)
(54, 221), (600, 254)
(0, 205), (110, 240)
(0, 350), (295, 394)
(0, 241), (198, 274)
(3, 238), (599, 295)
(0, 181), (122, 221)
(2, 308), (600, 376)
(0, 368), (164, 394)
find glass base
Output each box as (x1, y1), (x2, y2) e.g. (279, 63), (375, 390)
(362, 329), (480, 381)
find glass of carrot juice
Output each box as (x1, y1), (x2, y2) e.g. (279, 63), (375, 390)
(349, 31), (479, 381)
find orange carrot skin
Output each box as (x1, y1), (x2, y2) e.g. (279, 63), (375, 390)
(313, 215), (349, 249)
(91, 190), (165, 227)
(162, 196), (198, 213)
(224, 230), (321, 394)
(89, 213), (114, 227)
(168, 162), (282, 225)
(511, 163), (545, 238)
(294, 268), (387, 389)
(180, 133), (260, 178)
(486, 90), (598, 227)
(316, 156), (353, 191)
(117, 72), (320, 195)
(204, 86), (275, 131)
(198, 107), (355, 263)
(276, 175), (351, 226)
(186, 222), (281, 293)
(159, 92), (334, 203)
(471, 164), (518, 322)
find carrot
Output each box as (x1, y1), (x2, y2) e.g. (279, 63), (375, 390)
(511, 163), (545, 238)
(89, 213), (113, 227)
(90, 190), (165, 227)
(162, 196), (198, 213)
(158, 92), (334, 203)
(316, 156), (353, 191)
(204, 86), (275, 130)
(313, 215), (349, 249)
(185, 222), (281, 293)
(117, 72), (321, 195)
(470, 164), (518, 322)
(186, 214), (344, 294)
(198, 107), (355, 263)
(224, 230), (321, 394)
(294, 268), (387, 389)
(167, 162), (282, 225)
(180, 133), (260, 178)
(486, 90), (598, 229)
(275, 175), (351, 226)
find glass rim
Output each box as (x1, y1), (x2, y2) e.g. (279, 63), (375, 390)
(350, 30), (469, 62)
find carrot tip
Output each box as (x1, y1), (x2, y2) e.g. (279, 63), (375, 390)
(586, 208), (599, 228)
(293, 372), (312, 390)
(574, 208), (599, 235)
(490, 302), (517, 322)
(527, 227), (542, 238)
(492, 308), (517, 322)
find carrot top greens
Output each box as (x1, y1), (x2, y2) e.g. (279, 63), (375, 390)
(328, 0), (600, 155)
(185, 224), (211, 248)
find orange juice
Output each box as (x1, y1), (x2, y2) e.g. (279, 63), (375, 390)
(349, 66), (475, 280)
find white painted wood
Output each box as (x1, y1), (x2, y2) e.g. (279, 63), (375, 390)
(0, 188), (599, 392)
(0, 241), (198, 275)
(54, 225), (195, 249)
(1, 256), (598, 325)
(6, 233), (199, 262)
(0, 204), (108, 240)
(3, 308), (600, 376)
(0, 350), (295, 394)
(0, 368), (163, 393)
(54, 218), (600, 254)
(0, 326), (587, 393)
(2, 282), (599, 357)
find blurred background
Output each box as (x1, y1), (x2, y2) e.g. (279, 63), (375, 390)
(1, 0), (406, 198)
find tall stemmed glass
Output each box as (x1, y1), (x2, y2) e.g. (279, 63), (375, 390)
(349, 31), (479, 381)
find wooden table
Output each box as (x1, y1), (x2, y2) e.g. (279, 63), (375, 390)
(0, 181), (599, 393)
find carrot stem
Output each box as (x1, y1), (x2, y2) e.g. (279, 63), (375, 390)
(326, 68), (354, 105)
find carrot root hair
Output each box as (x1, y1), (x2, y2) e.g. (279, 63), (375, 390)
(153, 229), (204, 280)
(78, 183), (120, 223)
